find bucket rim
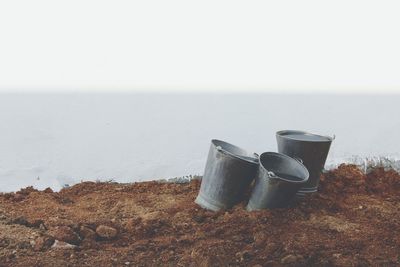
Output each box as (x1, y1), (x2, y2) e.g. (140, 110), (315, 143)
(211, 139), (259, 165)
(259, 152), (309, 183)
(276, 130), (334, 143)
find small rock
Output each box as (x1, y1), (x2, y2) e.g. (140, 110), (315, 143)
(96, 225), (118, 240)
(34, 236), (55, 251)
(48, 226), (81, 245)
(51, 240), (76, 249)
(281, 254), (300, 264)
(79, 226), (96, 240)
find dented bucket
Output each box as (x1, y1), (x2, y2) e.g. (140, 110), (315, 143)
(247, 152), (309, 210)
(276, 130), (334, 195)
(195, 139), (259, 211)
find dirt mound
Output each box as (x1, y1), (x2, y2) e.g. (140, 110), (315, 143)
(0, 165), (399, 266)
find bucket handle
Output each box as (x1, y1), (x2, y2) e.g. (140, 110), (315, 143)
(216, 146), (259, 163)
(293, 157), (303, 164)
(267, 171), (278, 178)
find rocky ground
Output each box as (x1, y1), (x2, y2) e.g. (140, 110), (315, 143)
(0, 164), (399, 266)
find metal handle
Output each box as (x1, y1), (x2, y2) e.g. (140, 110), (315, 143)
(293, 157), (303, 164)
(267, 171), (277, 178)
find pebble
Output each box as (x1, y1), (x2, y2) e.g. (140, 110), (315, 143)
(47, 226), (81, 245)
(281, 254), (301, 264)
(79, 226), (96, 240)
(51, 240), (77, 249)
(34, 236), (55, 251)
(96, 225), (118, 239)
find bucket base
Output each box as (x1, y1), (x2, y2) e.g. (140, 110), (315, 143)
(246, 199), (297, 210)
(195, 193), (230, 211)
(296, 186), (318, 197)
(246, 201), (257, 211)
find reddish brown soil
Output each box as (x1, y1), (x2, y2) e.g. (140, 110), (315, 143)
(0, 164), (399, 266)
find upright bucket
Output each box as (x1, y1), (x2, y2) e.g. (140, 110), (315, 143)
(247, 152), (309, 210)
(276, 130), (334, 195)
(195, 139), (259, 211)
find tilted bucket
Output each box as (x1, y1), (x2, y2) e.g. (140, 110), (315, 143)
(276, 130), (334, 195)
(195, 139), (259, 211)
(247, 152), (309, 210)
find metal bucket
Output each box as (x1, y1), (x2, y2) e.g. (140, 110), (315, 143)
(247, 152), (309, 210)
(276, 130), (334, 195)
(195, 139), (259, 211)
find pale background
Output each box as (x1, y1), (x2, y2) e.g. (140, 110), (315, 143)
(0, 1), (399, 191)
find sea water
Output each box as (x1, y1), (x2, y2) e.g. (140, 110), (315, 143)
(0, 93), (399, 192)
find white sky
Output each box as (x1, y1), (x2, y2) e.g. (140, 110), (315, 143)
(0, 0), (399, 93)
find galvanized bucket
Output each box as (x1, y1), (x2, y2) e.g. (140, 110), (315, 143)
(195, 139), (259, 211)
(276, 130), (334, 195)
(247, 152), (309, 210)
